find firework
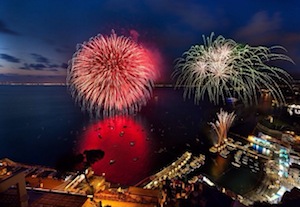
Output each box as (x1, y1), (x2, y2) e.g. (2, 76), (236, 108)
(67, 31), (158, 117)
(172, 33), (293, 105)
(210, 109), (236, 146)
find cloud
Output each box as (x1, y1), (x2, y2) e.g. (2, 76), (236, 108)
(2, 65), (67, 77)
(235, 11), (281, 44)
(31, 53), (50, 64)
(19, 60), (69, 72)
(144, 0), (219, 32)
(281, 33), (300, 47)
(19, 63), (30, 70)
(0, 74), (67, 83)
(19, 63), (46, 70)
(0, 20), (19, 35)
(233, 11), (300, 73)
(48, 64), (59, 68)
(29, 53), (67, 70)
(0, 53), (20, 63)
(61, 63), (68, 69)
(28, 63), (46, 70)
(176, 5), (218, 31)
(29, 53), (69, 70)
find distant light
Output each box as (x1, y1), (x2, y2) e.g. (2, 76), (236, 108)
(203, 176), (214, 186)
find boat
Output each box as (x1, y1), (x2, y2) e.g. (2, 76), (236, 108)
(231, 162), (241, 168)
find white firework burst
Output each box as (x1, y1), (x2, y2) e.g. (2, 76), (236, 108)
(172, 33), (294, 105)
(209, 109), (236, 146)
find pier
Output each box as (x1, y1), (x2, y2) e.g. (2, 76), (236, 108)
(140, 151), (205, 189)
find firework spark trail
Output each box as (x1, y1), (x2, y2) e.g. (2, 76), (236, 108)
(67, 31), (158, 117)
(172, 33), (294, 105)
(209, 109), (236, 146)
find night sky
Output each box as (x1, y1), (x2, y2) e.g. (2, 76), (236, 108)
(0, 0), (299, 83)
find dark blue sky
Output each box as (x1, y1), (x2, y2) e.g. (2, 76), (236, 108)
(0, 0), (299, 83)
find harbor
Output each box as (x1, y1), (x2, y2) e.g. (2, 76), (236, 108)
(1, 85), (300, 206)
(2, 127), (300, 207)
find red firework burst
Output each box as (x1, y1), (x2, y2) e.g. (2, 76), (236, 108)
(67, 31), (158, 117)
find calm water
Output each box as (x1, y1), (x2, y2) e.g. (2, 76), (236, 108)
(0, 85), (266, 194)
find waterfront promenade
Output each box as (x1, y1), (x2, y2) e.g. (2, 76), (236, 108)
(140, 152), (205, 189)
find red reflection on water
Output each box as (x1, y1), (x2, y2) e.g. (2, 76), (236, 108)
(211, 155), (230, 178)
(77, 116), (152, 186)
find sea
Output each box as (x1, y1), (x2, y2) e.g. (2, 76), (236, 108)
(0, 85), (272, 195)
